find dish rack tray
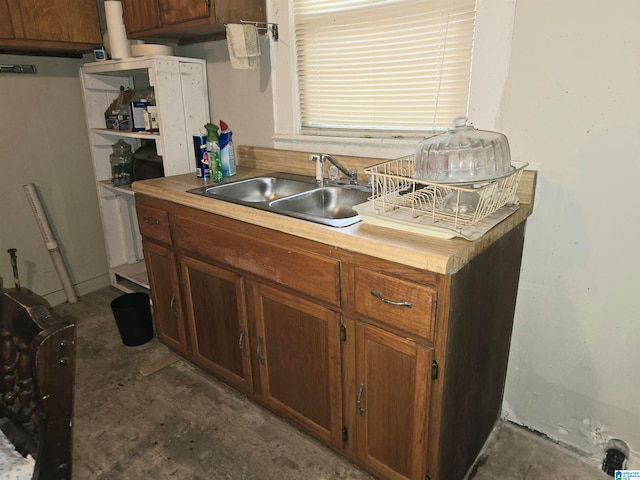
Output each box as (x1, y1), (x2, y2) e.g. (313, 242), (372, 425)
(360, 157), (528, 240)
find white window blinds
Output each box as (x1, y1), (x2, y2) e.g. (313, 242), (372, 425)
(293, 0), (476, 134)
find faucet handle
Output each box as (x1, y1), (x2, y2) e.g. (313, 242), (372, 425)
(349, 169), (358, 184)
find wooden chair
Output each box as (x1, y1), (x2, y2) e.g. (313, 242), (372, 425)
(0, 289), (76, 480)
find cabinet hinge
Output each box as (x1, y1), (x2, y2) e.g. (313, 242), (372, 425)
(205, 0), (211, 8)
(340, 324), (347, 342)
(342, 426), (348, 442)
(431, 360), (439, 380)
(426, 475), (432, 480)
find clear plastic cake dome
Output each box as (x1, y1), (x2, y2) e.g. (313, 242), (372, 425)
(413, 117), (512, 183)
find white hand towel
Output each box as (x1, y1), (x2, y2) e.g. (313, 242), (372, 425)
(226, 24), (260, 70)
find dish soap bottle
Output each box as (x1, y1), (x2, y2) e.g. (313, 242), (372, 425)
(204, 123), (223, 183)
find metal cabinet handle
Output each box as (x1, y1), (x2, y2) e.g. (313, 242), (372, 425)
(143, 216), (159, 225)
(257, 336), (265, 365)
(170, 294), (178, 319)
(239, 328), (247, 357)
(357, 382), (366, 417)
(370, 290), (412, 308)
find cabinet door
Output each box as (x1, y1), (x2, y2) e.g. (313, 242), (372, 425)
(159, 0), (209, 25)
(209, 1), (266, 24)
(144, 241), (189, 356)
(0, 0), (15, 39)
(180, 256), (253, 393)
(9, 0), (101, 43)
(250, 283), (343, 449)
(355, 322), (433, 480)
(121, 0), (161, 33)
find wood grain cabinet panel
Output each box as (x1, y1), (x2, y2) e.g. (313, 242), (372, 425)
(353, 321), (433, 480)
(159, 0), (208, 25)
(121, 0), (265, 44)
(0, 0), (15, 39)
(136, 204), (172, 246)
(180, 255), (253, 393)
(0, 0), (101, 54)
(345, 265), (437, 343)
(249, 282), (343, 449)
(134, 193), (528, 480)
(143, 241), (189, 356)
(120, 0), (161, 34)
(172, 214), (340, 305)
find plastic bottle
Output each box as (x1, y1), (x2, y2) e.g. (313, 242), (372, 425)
(204, 123), (223, 183)
(218, 120), (237, 177)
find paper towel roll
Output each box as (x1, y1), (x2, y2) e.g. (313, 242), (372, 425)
(105, 1), (131, 60)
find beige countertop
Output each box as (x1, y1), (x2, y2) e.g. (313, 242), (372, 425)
(132, 146), (536, 275)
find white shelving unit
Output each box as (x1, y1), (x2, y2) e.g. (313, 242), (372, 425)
(80, 55), (209, 292)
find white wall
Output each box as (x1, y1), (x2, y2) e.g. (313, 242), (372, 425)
(0, 54), (110, 306)
(177, 39), (275, 147)
(499, 0), (640, 463)
(176, 0), (640, 465)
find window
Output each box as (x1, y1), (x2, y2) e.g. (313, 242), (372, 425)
(292, 0), (477, 136)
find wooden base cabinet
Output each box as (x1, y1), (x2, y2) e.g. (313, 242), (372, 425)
(135, 193), (527, 480)
(143, 242), (189, 356)
(249, 282), (343, 449)
(180, 256), (253, 393)
(348, 320), (433, 480)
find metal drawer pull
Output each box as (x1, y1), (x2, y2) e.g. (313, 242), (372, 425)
(357, 383), (365, 417)
(239, 329), (247, 357)
(257, 336), (265, 364)
(143, 217), (159, 225)
(170, 294), (178, 319)
(370, 290), (412, 308)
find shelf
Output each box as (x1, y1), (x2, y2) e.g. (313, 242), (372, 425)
(112, 261), (149, 290)
(81, 56), (209, 298)
(98, 180), (135, 196)
(92, 128), (160, 140)
(81, 55), (200, 75)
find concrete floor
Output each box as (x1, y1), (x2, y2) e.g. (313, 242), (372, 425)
(56, 287), (611, 480)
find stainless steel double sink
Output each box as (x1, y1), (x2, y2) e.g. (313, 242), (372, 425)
(187, 172), (370, 227)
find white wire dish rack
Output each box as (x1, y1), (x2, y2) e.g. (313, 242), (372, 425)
(355, 157), (528, 240)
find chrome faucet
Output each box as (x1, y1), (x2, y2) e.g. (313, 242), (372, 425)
(311, 153), (358, 185)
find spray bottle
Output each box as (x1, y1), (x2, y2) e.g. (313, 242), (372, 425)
(218, 120), (237, 177)
(204, 123), (223, 183)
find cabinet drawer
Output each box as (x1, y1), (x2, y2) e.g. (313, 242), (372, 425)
(350, 266), (436, 342)
(136, 204), (172, 245)
(172, 214), (340, 305)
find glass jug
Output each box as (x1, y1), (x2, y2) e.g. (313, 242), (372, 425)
(110, 139), (133, 186)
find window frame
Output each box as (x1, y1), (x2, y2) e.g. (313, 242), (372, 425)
(269, 0), (516, 158)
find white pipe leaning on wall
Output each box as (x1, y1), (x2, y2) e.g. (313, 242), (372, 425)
(23, 184), (78, 304)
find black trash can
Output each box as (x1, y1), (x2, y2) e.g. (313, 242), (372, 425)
(110, 292), (154, 346)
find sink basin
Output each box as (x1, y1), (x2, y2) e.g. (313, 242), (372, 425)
(187, 173), (369, 227)
(271, 187), (370, 226)
(195, 175), (314, 203)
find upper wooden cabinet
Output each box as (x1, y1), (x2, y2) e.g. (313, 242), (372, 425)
(121, 0), (266, 44)
(0, 0), (101, 56)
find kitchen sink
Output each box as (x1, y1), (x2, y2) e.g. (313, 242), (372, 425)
(187, 173), (370, 227)
(270, 187), (369, 226)
(194, 175), (314, 203)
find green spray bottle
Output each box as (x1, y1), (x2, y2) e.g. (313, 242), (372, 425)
(204, 123), (223, 183)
